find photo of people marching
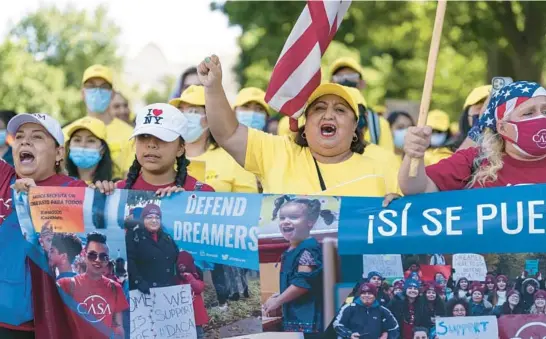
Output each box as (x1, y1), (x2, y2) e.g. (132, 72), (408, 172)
(1, 0), (546, 338)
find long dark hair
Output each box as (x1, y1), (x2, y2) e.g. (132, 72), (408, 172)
(124, 137), (190, 189)
(66, 139), (113, 182)
(446, 297), (470, 316)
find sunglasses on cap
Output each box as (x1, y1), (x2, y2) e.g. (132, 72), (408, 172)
(87, 251), (109, 263)
(332, 73), (360, 83)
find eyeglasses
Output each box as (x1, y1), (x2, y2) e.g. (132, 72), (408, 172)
(87, 251), (109, 263)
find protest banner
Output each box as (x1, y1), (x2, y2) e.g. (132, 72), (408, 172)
(452, 254), (487, 282)
(419, 264), (451, 282)
(435, 316), (498, 339)
(525, 259), (540, 275)
(498, 315), (546, 339)
(130, 285), (197, 339)
(363, 254), (403, 279)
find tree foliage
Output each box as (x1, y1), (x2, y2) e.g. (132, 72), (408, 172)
(213, 1), (546, 119)
(143, 75), (175, 105)
(2, 5), (122, 124)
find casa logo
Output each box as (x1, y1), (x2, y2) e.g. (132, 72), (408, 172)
(509, 321), (546, 339)
(76, 295), (111, 323)
(533, 129), (546, 148)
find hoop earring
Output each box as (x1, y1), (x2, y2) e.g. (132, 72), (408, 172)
(55, 160), (60, 166)
(302, 132), (307, 139)
(352, 134), (358, 143)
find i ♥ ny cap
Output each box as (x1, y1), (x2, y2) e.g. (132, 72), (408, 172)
(131, 103), (188, 142)
(7, 113), (64, 145)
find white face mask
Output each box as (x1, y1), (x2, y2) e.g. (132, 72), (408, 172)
(430, 132), (447, 147)
(183, 113), (207, 143)
(393, 129), (407, 149)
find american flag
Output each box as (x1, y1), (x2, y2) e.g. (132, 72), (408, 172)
(480, 81), (546, 133)
(265, 0), (352, 123)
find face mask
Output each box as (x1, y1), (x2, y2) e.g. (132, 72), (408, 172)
(430, 133), (447, 147)
(183, 113), (207, 143)
(236, 111), (267, 130)
(0, 130), (6, 145)
(393, 129), (407, 149)
(84, 88), (112, 114)
(338, 79), (358, 88)
(502, 116), (546, 158)
(69, 147), (102, 169)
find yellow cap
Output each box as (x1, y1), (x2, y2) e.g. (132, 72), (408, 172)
(234, 87), (269, 112)
(65, 117), (107, 141)
(463, 85), (492, 110)
(169, 85), (205, 107)
(449, 121), (459, 135)
(426, 110), (450, 132)
(82, 64), (114, 85)
(306, 83), (360, 118)
(329, 57), (364, 79)
(346, 87), (368, 108)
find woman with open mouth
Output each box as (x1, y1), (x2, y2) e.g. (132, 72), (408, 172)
(0, 113), (87, 338)
(197, 55), (399, 198)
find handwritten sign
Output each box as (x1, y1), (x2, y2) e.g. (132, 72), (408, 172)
(130, 285), (197, 339)
(363, 254), (403, 278)
(452, 254), (487, 282)
(436, 315), (498, 339)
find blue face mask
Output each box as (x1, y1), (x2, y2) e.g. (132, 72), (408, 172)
(236, 111), (267, 130)
(0, 130), (6, 145)
(393, 128), (407, 149)
(183, 113), (207, 144)
(69, 147), (103, 169)
(84, 88), (112, 114)
(430, 132), (447, 147)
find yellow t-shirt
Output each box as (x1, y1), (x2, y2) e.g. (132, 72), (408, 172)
(364, 115), (394, 152)
(190, 146), (258, 193)
(362, 143), (401, 194)
(245, 129), (399, 196)
(424, 147), (453, 166)
(63, 118), (134, 180)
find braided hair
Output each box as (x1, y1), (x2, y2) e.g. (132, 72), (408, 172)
(271, 195), (335, 225)
(124, 137), (190, 189)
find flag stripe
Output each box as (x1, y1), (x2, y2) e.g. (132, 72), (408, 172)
(279, 70), (323, 115)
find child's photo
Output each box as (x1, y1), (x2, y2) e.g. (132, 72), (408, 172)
(258, 194), (341, 336)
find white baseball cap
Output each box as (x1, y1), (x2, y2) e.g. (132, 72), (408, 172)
(131, 103), (188, 142)
(7, 113), (64, 145)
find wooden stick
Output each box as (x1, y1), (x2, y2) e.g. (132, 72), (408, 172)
(409, 0), (447, 177)
(322, 237), (338, 331)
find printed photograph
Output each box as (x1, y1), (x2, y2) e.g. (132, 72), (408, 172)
(333, 252), (546, 339)
(258, 194), (341, 336)
(125, 190), (262, 339)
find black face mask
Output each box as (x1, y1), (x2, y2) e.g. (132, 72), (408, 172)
(338, 79), (359, 88)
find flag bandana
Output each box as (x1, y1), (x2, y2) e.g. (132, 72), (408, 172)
(470, 81), (546, 139)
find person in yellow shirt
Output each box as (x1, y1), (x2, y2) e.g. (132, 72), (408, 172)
(62, 64), (134, 180)
(64, 117), (113, 184)
(197, 55), (399, 197)
(424, 109), (453, 166)
(387, 111), (415, 166)
(169, 85), (258, 193)
(329, 57), (394, 152)
(233, 87), (270, 131)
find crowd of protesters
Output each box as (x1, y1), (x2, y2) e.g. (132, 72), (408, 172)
(332, 259), (546, 339)
(0, 43), (545, 339)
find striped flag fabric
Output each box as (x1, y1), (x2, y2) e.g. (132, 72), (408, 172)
(265, 0), (352, 123)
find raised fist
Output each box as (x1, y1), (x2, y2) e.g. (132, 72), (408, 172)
(197, 55), (222, 89)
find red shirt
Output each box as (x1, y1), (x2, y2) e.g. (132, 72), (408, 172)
(426, 147), (546, 190)
(0, 160), (86, 332)
(115, 174), (214, 192)
(58, 274), (129, 332)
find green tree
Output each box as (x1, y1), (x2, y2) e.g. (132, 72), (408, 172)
(213, 1), (545, 119)
(6, 5), (123, 124)
(0, 41), (66, 120)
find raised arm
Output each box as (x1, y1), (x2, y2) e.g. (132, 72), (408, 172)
(198, 55), (249, 166)
(398, 126), (439, 195)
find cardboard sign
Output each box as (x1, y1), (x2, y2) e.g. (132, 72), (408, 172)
(525, 259), (539, 275)
(130, 285), (197, 339)
(498, 314), (546, 339)
(363, 254), (403, 279)
(452, 254), (487, 282)
(436, 316), (498, 339)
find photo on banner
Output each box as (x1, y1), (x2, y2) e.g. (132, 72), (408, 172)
(20, 186), (131, 339)
(336, 184), (546, 339)
(257, 194), (341, 335)
(153, 190), (263, 338)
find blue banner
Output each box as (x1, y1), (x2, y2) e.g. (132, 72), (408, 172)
(161, 192), (261, 270)
(339, 184), (546, 255)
